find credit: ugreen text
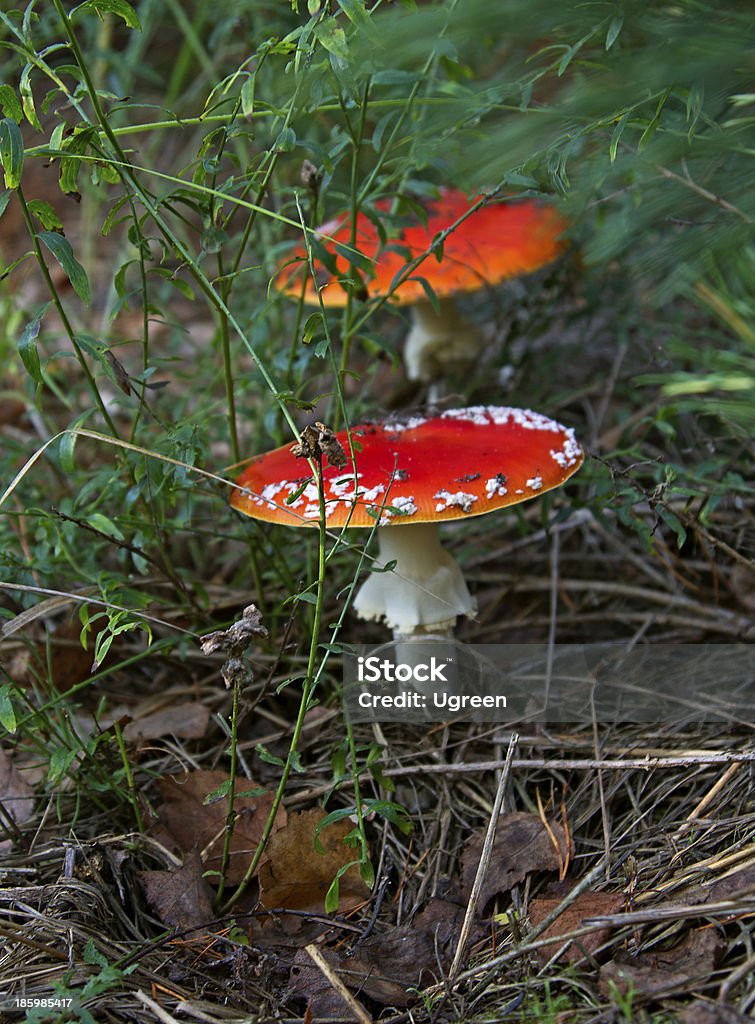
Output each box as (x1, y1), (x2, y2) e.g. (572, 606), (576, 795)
(357, 690), (507, 711)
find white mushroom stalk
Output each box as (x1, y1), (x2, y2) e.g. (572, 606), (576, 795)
(352, 522), (476, 640)
(403, 299), (484, 384)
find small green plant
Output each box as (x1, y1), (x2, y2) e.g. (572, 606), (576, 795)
(24, 938), (138, 1024)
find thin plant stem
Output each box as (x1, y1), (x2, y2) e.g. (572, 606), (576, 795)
(221, 452), (329, 913)
(344, 713), (369, 874)
(333, 78), (371, 430)
(214, 668), (242, 908)
(113, 720), (144, 834)
(15, 186), (119, 438)
(216, 252), (241, 466)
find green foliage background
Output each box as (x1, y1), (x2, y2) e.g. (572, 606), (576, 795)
(0, 0), (752, 791)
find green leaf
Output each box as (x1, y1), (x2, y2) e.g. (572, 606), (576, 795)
(637, 117), (658, 152)
(49, 746), (78, 784)
(315, 19), (349, 61)
(557, 44), (578, 77)
(302, 311), (324, 345)
(59, 409), (96, 474)
(59, 127), (97, 195)
(369, 762), (395, 791)
(0, 189), (10, 220)
(0, 86), (22, 123)
(0, 117), (24, 189)
(313, 335), (330, 357)
(324, 873), (340, 913)
(200, 224), (229, 254)
(102, 194), (130, 236)
(254, 743), (286, 767)
(371, 110), (398, 153)
(73, 0), (142, 30)
(286, 476), (314, 503)
(86, 513), (125, 541)
(19, 64), (41, 131)
(609, 112), (629, 163)
(337, 0), (369, 26)
(370, 558), (397, 573)
(606, 15), (623, 50)
(17, 307), (48, 385)
(240, 76), (255, 118)
(0, 685), (17, 733)
(83, 937), (108, 969)
(203, 778), (232, 803)
(658, 507), (687, 549)
(27, 199), (63, 231)
(38, 231), (91, 304)
(359, 858), (375, 889)
(274, 126), (296, 152)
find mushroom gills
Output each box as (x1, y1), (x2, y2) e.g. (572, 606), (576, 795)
(353, 521), (476, 640)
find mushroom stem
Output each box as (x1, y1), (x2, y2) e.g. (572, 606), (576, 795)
(353, 522), (476, 640)
(404, 298), (483, 383)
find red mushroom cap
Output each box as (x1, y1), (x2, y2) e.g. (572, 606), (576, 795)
(231, 406), (583, 528)
(275, 189), (568, 307)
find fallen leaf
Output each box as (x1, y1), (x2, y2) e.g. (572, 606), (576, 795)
(348, 927), (439, 1004)
(123, 703), (210, 742)
(37, 621), (94, 692)
(140, 850), (215, 935)
(679, 999), (753, 1024)
(286, 948), (355, 1020)
(157, 769), (285, 886)
(600, 928), (724, 999)
(528, 890), (624, 964)
(0, 748), (35, 854)
(287, 926), (437, 1010)
(705, 866), (755, 906)
(258, 809), (370, 915)
(461, 811), (572, 912)
(413, 896), (468, 949)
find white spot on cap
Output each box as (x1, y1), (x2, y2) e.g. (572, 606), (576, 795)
(485, 475), (508, 499)
(384, 415), (428, 433)
(377, 494), (417, 525)
(550, 429), (581, 469)
(433, 489), (478, 513)
(527, 475), (543, 491)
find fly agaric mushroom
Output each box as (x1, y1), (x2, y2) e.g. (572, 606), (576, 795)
(231, 406), (583, 640)
(275, 189), (568, 383)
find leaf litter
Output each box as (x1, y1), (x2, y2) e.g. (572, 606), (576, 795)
(156, 768), (286, 886)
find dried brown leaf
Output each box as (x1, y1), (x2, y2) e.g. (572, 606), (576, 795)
(528, 890), (624, 964)
(123, 703), (210, 742)
(413, 896), (468, 949)
(461, 811), (572, 911)
(140, 850), (215, 935)
(258, 809), (370, 915)
(600, 928), (724, 999)
(44, 621), (93, 691)
(157, 769), (285, 886)
(679, 1000), (753, 1024)
(0, 748), (35, 854)
(287, 926), (437, 1010)
(705, 865), (755, 905)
